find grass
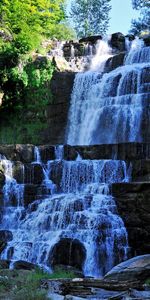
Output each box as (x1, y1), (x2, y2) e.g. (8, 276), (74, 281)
(0, 267), (76, 300)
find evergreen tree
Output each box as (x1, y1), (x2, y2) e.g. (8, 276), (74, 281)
(70, 0), (111, 38)
(130, 0), (150, 34)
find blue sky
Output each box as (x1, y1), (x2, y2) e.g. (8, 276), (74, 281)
(109, 0), (140, 34)
(67, 0), (140, 35)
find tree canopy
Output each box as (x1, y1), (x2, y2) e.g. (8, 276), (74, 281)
(0, 0), (68, 53)
(130, 0), (150, 34)
(70, 0), (111, 38)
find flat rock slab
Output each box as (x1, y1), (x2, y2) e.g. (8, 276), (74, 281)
(105, 254), (150, 282)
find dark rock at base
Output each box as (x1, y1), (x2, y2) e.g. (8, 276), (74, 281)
(110, 32), (125, 52)
(0, 260), (10, 269)
(104, 255), (150, 283)
(13, 260), (37, 270)
(49, 238), (86, 271)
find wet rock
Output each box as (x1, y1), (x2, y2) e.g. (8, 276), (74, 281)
(0, 169), (5, 186)
(64, 145), (78, 161)
(13, 260), (37, 270)
(0, 230), (13, 242)
(0, 144), (34, 162)
(79, 35), (102, 44)
(112, 182), (150, 255)
(47, 72), (75, 144)
(132, 159), (150, 182)
(24, 184), (48, 206)
(15, 144), (34, 163)
(142, 33), (150, 46)
(125, 34), (135, 41)
(48, 293), (64, 300)
(12, 161), (24, 183)
(49, 238), (86, 270)
(105, 53), (125, 72)
(0, 230), (13, 256)
(24, 163), (44, 184)
(104, 255), (150, 283)
(0, 242), (7, 254)
(38, 145), (55, 162)
(110, 32), (125, 52)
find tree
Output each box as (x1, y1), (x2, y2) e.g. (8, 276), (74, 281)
(130, 0), (150, 35)
(70, 0), (111, 38)
(0, 0), (67, 53)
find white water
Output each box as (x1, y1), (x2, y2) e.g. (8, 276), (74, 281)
(67, 39), (150, 145)
(0, 150), (129, 277)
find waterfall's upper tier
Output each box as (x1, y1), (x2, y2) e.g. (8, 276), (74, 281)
(66, 41), (150, 145)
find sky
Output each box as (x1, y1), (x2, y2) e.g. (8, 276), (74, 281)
(109, 0), (140, 34)
(67, 0), (140, 35)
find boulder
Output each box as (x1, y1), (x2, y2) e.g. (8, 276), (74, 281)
(142, 33), (150, 46)
(105, 52), (125, 72)
(110, 32), (125, 52)
(13, 260), (37, 270)
(104, 255), (150, 283)
(79, 35), (102, 44)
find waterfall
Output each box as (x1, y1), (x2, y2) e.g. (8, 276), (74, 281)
(0, 151), (129, 277)
(2, 157), (24, 208)
(67, 38), (150, 145)
(0, 156), (24, 230)
(2, 37), (147, 279)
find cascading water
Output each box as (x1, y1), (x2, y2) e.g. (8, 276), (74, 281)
(0, 155), (24, 230)
(2, 37), (146, 278)
(0, 146), (130, 277)
(67, 39), (150, 145)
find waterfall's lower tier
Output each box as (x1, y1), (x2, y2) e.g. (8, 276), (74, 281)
(1, 191), (128, 277)
(0, 150), (130, 277)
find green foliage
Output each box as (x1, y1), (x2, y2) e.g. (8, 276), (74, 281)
(70, 0), (111, 38)
(0, 268), (76, 300)
(130, 0), (150, 34)
(0, 0), (67, 53)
